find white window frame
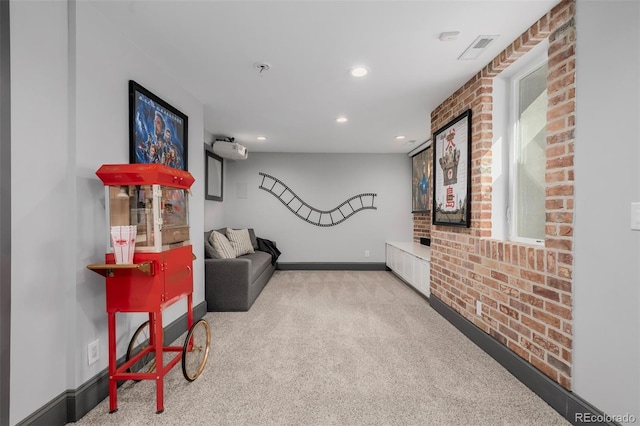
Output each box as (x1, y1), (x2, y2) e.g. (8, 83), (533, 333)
(507, 52), (548, 246)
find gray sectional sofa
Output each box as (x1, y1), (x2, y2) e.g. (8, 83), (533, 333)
(204, 229), (277, 311)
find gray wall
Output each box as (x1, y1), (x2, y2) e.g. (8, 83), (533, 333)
(207, 152), (413, 263)
(10, 2), (206, 424)
(573, 0), (640, 420)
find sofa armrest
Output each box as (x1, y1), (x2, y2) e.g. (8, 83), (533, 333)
(204, 257), (252, 311)
(204, 257), (250, 284)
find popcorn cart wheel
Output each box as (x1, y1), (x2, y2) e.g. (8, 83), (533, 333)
(126, 318), (210, 382)
(181, 319), (211, 381)
(125, 320), (163, 382)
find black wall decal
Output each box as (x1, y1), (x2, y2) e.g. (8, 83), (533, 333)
(259, 172), (377, 227)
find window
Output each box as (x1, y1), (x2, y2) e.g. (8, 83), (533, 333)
(508, 60), (547, 244)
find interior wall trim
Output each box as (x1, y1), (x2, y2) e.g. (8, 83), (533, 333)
(15, 301), (207, 425)
(0, 0), (10, 423)
(277, 262), (387, 271)
(429, 296), (618, 426)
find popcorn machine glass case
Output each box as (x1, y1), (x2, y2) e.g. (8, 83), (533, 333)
(97, 163), (194, 253)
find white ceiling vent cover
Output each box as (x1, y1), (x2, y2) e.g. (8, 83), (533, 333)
(458, 35), (499, 60)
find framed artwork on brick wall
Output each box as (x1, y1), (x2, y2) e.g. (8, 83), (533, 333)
(432, 109), (471, 227)
(412, 145), (432, 213)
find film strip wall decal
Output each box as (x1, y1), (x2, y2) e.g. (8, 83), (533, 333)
(259, 172), (377, 227)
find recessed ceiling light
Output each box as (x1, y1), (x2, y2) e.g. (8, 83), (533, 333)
(336, 116), (348, 123)
(350, 66), (368, 77)
(395, 135), (406, 140)
(257, 136), (267, 141)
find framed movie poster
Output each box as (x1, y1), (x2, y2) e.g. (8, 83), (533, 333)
(432, 109), (471, 227)
(412, 145), (432, 213)
(129, 80), (188, 171)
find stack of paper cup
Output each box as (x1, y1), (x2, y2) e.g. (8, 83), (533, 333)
(111, 225), (137, 264)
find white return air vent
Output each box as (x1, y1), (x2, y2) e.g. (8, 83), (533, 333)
(458, 35), (499, 60)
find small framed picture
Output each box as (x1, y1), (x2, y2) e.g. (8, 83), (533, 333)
(205, 150), (223, 201)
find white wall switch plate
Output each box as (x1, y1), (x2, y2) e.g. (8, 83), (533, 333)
(88, 339), (99, 365)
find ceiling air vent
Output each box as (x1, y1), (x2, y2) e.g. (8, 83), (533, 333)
(458, 35), (499, 60)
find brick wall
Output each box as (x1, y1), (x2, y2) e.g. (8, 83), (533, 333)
(413, 212), (430, 242)
(416, 0), (576, 389)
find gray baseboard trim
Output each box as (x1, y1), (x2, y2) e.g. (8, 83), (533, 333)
(429, 296), (617, 426)
(277, 262), (387, 271)
(17, 301), (207, 426)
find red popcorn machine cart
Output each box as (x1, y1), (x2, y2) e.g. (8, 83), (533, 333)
(87, 163), (210, 414)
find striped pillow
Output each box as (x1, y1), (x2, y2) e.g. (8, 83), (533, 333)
(227, 228), (255, 257)
(209, 231), (236, 259)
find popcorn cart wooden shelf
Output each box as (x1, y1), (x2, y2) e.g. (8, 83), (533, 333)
(87, 163), (210, 414)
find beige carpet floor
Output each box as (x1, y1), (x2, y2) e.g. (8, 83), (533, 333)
(71, 270), (570, 425)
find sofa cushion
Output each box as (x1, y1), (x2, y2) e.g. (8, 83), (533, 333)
(242, 251), (273, 283)
(227, 228), (255, 257)
(210, 231), (236, 259)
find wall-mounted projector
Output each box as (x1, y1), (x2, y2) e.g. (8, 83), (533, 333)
(211, 138), (248, 160)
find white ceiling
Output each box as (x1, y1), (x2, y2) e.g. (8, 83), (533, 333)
(91, 0), (559, 154)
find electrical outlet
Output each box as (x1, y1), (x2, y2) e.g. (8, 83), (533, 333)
(88, 339), (99, 365)
(364, 250), (370, 258)
(476, 301), (483, 316)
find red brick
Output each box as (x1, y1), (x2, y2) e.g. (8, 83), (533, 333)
(533, 285), (560, 302)
(547, 276), (571, 293)
(548, 328), (572, 348)
(521, 337), (545, 359)
(547, 353), (571, 376)
(500, 304), (520, 320)
(546, 301), (572, 320)
(533, 333), (560, 355)
(521, 294), (545, 308)
(531, 356), (559, 381)
(509, 298), (532, 315)
(533, 308), (561, 328)
(522, 314), (546, 334)
(508, 341), (530, 361)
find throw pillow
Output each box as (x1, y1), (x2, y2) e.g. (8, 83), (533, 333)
(209, 231), (236, 259)
(227, 228), (255, 257)
(204, 231), (220, 259)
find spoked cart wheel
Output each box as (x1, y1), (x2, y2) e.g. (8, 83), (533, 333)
(126, 320), (162, 381)
(182, 319), (210, 381)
